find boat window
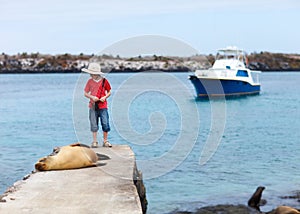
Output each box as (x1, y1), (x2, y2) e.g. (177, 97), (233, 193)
(236, 70), (248, 77)
(216, 52), (237, 60)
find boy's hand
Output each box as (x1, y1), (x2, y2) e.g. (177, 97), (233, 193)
(100, 96), (106, 102)
(92, 96), (99, 102)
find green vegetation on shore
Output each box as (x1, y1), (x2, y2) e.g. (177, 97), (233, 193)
(1, 51), (300, 74)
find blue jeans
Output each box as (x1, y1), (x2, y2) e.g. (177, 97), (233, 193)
(89, 108), (110, 132)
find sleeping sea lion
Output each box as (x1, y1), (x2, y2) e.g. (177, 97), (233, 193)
(248, 186), (265, 211)
(269, 206), (300, 214)
(35, 143), (98, 171)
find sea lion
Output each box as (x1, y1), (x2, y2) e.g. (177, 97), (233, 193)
(35, 143), (98, 171)
(248, 186), (266, 211)
(268, 206), (300, 214)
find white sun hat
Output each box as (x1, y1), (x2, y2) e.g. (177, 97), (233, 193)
(81, 62), (104, 75)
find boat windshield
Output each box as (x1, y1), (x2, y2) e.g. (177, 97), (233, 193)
(216, 48), (245, 63)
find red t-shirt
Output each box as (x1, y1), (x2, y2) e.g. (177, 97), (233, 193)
(84, 78), (111, 109)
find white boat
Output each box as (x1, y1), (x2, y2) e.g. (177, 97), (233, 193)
(189, 46), (261, 98)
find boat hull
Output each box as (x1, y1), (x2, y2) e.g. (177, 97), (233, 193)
(189, 75), (260, 98)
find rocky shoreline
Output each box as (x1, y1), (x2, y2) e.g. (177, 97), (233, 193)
(1, 52), (300, 74)
(170, 190), (300, 214)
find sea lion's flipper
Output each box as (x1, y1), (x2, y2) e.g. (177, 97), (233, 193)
(259, 199), (267, 206)
(79, 144), (90, 148)
(70, 142), (81, 147)
(96, 153), (110, 160)
(70, 143), (90, 148)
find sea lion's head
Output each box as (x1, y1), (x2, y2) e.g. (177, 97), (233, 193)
(35, 156), (53, 171)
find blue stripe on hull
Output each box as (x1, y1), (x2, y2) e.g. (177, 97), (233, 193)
(189, 75), (260, 98)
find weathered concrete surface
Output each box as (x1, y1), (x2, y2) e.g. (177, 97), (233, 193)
(0, 145), (143, 214)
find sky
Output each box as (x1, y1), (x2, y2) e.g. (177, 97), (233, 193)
(1, 0), (300, 56)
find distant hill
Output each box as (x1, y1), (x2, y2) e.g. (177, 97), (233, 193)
(247, 52), (300, 71)
(0, 52), (300, 73)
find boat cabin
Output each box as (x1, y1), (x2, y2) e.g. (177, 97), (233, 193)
(212, 46), (247, 70)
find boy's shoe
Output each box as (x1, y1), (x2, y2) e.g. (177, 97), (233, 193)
(91, 142), (99, 148)
(103, 141), (112, 147)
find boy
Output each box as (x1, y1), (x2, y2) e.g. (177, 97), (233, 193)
(82, 62), (112, 148)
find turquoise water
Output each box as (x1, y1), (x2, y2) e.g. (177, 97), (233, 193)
(1, 72), (300, 213)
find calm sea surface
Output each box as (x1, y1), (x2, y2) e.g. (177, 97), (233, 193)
(0, 72), (300, 213)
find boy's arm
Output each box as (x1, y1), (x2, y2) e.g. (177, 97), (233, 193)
(84, 91), (99, 102)
(99, 90), (111, 102)
(84, 80), (99, 102)
(97, 79), (111, 102)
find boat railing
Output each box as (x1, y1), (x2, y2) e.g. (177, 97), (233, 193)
(250, 71), (261, 84)
(195, 68), (236, 78)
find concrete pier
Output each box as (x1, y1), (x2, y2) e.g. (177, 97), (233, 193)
(0, 145), (145, 214)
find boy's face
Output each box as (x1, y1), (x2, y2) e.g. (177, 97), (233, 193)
(90, 74), (101, 80)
